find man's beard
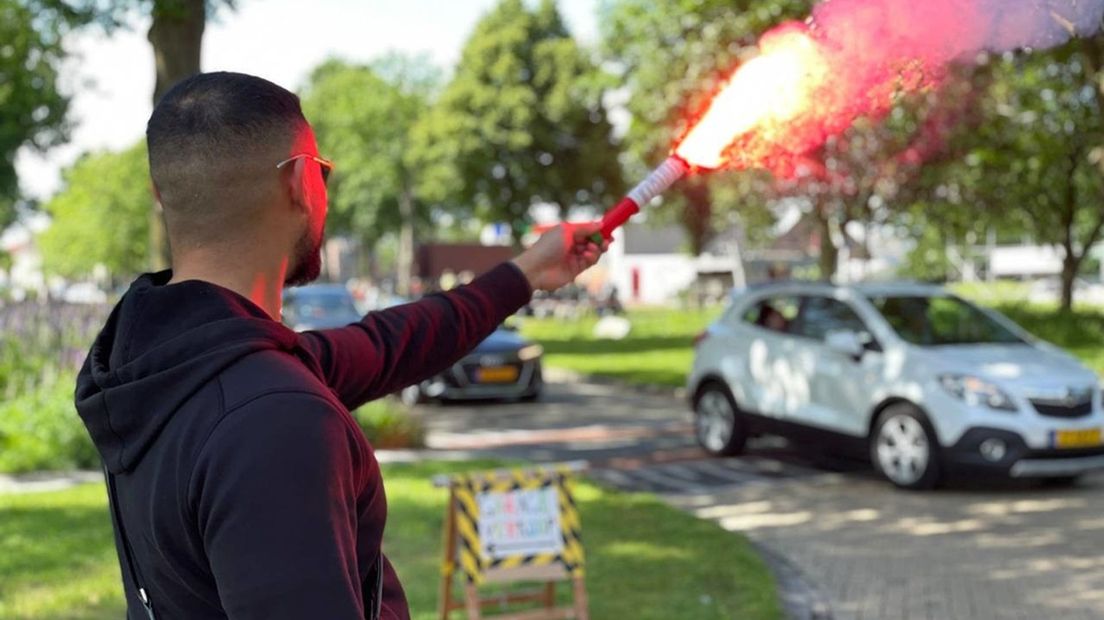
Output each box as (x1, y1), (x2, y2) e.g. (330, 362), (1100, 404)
(284, 224), (324, 287)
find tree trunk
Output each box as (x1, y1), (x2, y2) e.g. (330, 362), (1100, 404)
(814, 201), (838, 281)
(680, 181), (712, 256)
(1060, 252), (1078, 312)
(147, 0), (207, 271)
(149, 0), (206, 104)
(396, 188), (416, 297)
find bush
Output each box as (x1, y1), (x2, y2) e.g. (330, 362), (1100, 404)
(350, 399), (426, 449)
(0, 373), (97, 473)
(0, 301), (107, 473)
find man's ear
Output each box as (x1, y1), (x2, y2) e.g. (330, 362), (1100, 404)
(284, 156), (310, 216)
(150, 183), (164, 212)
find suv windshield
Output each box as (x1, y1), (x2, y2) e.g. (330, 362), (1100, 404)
(869, 295), (1025, 346)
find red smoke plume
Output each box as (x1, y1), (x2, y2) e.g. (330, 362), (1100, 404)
(674, 0), (1104, 174)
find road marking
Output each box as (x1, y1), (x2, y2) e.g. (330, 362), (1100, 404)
(658, 463), (708, 482)
(427, 422), (692, 450)
(593, 469), (634, 487)
(629, 466), (713, 493)
(696, 460), (759, 484)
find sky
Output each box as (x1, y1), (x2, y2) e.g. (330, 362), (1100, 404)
(15, 0), (601, 201)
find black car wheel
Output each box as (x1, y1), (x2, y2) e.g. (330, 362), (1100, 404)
(871, 403), (942, 490)
(693, 382), (747, 456)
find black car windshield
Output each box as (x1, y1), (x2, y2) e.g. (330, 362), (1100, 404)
(869, 295), (1026, 346)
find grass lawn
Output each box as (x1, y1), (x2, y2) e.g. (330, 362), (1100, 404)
(0, 461), (781, 620)
(520, 298), (1104, 388)
(520, 307), (723, 388)
(995, 305), (1104, 375)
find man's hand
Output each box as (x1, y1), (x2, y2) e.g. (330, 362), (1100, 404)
(511, 222), (608, 292)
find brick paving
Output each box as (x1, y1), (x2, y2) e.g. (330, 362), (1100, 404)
(665, 472), (1104, 620)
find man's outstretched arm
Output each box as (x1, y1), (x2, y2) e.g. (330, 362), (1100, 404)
(298, 223), (606, 410)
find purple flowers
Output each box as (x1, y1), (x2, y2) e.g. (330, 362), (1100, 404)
(1, 300), (110, 393)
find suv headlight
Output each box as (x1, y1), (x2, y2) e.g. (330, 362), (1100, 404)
(938, 374), (1017, 412)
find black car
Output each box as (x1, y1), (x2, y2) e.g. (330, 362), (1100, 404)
(282, 284), (362, 331)
(400, 326), (543, 404)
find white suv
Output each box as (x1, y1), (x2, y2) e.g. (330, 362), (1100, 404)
(687, 282), (1104, 489)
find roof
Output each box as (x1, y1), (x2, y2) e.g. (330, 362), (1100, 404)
(731, 280), (951, 300)
(623, 224), (686, 254)
(415, 243), (515, 279)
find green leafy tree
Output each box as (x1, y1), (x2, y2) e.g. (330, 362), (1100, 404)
(301, 56), (439, 295)
(601, 0), (981, 276)
(916, 42), (1104, 310)
(0, 0), (75, 229)
(38, 142), (150, 280)
(601, 0), (812, 255)
(770, 78), (986, 279)
(47, 0), (235, 270)
(46, 0), (234, 102)
(413, 0), (623, 246)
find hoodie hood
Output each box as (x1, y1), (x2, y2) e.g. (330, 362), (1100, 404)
(77, 271), (320, 474)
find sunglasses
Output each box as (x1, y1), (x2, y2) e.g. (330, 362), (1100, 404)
(276, 153), (335, 185)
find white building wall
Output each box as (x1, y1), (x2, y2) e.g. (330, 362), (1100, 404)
(610, 253), (697, 304)
(989, 246), (1065, 278)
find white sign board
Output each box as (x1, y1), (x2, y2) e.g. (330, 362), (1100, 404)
(477, 487), (564, 560)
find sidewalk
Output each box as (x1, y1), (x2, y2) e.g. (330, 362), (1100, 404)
(0, 470), (102, 494)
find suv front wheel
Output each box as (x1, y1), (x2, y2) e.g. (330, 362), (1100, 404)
(693, 382), (748, 456)
(871, 403), (942, 490)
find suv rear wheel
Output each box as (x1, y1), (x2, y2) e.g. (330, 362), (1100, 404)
(693, 382), (748, 456)
(871, 403), (941, 490)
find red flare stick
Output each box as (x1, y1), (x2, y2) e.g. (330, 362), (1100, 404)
(592, 156), (690, 242)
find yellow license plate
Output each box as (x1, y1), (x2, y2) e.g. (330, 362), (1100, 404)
(1053, 428), (1103, 449)
(477, 366), (519, 383)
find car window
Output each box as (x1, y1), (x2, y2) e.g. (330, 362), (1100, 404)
(792, 296), (868, 341)
(741, 296), (800, 334)
(870, 295), (1025, 346)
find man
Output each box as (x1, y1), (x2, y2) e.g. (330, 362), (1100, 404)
(75, 72), (607, 620)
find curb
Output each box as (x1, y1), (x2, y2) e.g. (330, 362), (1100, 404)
(0, 470), (102, 494)
(752, 541), (835, 620)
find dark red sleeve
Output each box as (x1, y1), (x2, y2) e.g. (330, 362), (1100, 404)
(298, 262), (532, 410)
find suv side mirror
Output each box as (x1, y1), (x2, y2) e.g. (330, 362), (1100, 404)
(825, 330), (866, 359)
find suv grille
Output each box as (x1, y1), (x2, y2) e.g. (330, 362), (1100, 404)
(1030, 397), (1093, 419)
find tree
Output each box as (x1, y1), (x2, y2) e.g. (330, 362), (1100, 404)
(301, 56), (439, 295)
(601, 0), (812, 255)
(918, 42), (1104, 310)
(0, 0), (73, 230)
(49, 0), (234, 269)
(38, 142), (150, 280)
(768, 73), (987, 280)
(145, 0), (231, 269)
(412, 0), (623, 246)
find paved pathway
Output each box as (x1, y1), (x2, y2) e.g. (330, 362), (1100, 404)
(418, 378), (1104, 620)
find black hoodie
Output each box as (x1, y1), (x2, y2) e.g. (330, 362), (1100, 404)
(76, 264), (531, 619)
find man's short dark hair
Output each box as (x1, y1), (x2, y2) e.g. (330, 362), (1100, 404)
(146, 72), (309, 248)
